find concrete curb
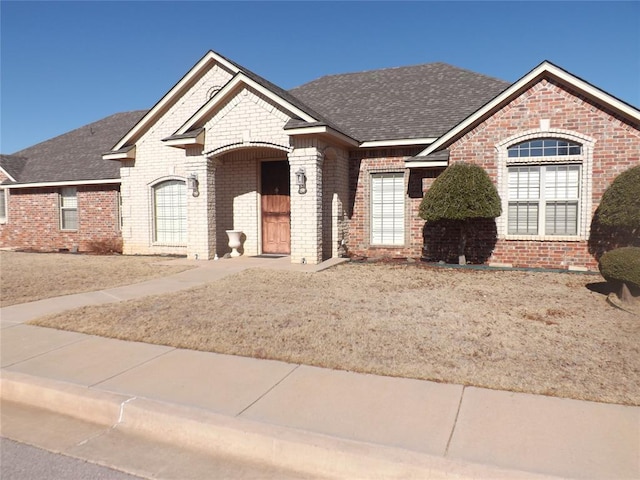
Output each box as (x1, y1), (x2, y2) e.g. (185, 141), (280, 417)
(1, 371), (561, 480)
(1, 371), (128, 426)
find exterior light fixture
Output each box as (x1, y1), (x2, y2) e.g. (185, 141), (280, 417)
(295, 167), (307, 195)
(187, 173), (200, 197)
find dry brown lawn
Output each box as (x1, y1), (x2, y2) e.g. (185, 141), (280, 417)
(30, 262), (639, 406)
(0, 251), (192, 306)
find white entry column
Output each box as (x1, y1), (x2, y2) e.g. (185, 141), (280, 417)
(288, 139), (324, 264)
(185, 149), (216, 260)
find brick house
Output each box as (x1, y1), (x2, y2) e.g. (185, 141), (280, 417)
(0, 111), (145, 252)
(3, 51), (639, 269)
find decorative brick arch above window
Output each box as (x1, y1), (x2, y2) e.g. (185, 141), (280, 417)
(495, 128), (595, 241)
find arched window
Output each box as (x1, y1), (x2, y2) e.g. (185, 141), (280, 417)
(153, 180), (186, 244)
(506, 138), (582, 237)
(507, 138), (582, 158)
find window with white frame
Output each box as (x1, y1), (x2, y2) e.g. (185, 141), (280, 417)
(371, 172), (405, 245)
(507, 139), (582, 237)
(60, 187), (78, 230)
(153, 180), (186, 244)
(116, 191), (123, 231)
(0, 189), (7, 223)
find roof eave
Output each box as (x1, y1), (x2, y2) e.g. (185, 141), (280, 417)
(103, 145), (136, 161)
(162, 128), (205, 149)
(286, 125), (359, 147)
(4, 178), (121, 189)
(359, 137), (437, 148)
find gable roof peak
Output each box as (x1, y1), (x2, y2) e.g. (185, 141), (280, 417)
(414, 60), (640, 159)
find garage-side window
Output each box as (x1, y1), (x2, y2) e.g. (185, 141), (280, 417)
(0, 189), (7, 223)
(60, 187), (78, 231)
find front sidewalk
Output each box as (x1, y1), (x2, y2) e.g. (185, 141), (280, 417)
(1, 257), (638, 479)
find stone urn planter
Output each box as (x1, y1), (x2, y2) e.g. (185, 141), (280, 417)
(225, 230), (243, 257)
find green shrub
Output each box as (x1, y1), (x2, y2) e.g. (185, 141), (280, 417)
(597, 165), (640, 230)
(419, 163), (501, 264)
(588, 165), (640, 260)
(419, 163), (501, 222)
(599, 247), (640, 288)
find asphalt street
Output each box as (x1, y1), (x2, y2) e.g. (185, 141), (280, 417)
(1, 437), (144, 480)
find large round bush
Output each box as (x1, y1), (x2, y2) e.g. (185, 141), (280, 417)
(419, 163), (501, 222)
(597, 165), (640, 230)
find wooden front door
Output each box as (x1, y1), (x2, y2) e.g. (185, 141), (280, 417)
(261, 160), (290, 254)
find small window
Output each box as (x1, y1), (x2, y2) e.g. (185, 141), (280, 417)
(0, 189), (7, 223)
(60, 187), (78, 230)
(371, 173), (405, 245)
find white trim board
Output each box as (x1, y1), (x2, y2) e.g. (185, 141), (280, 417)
(3, 179), (121, 189)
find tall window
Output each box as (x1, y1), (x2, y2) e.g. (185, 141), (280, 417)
(371, 173), (404, 245)
(116, 191), (123, 231)
(154, 180), (186, 244)
(0, 189), (7, 223)
(60, 187), (78, 230)
(507, 139), (581, 237)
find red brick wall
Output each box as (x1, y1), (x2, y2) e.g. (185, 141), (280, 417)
(347, 147), (428, 259)
(0, 183), (121, 252)
(346, 78), (640, 269)
(445, 78), (640, 270)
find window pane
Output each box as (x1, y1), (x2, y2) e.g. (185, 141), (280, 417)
(60, 187), (78, 230)
(508, 202), (538, 235)
(546, 201), (578, 235)
(509, 167), (539, 200)
(507, 138), (582, 157)
(0, 191), (6, 221)
(61, 187), (78, 208)
(371, 173), (404, 245)
(61, 209), (78, 230)
(545, 165), (579, 200)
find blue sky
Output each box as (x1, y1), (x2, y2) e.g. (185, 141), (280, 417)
(2, 1), (639, 154)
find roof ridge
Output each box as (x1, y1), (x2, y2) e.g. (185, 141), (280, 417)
(290, 62), (508, 90)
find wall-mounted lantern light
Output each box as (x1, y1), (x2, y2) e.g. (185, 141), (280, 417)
(187, 173), (200, 197)
(295, 167), (307, 195)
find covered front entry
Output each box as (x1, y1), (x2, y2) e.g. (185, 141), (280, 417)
(261, 160), (290, 254)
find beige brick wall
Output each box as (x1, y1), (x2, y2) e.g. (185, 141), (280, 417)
(288, 137), (327, 264)
(121, 64), (233, 257)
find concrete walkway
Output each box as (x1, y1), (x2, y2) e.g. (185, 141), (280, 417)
(1, 256), (638, 479)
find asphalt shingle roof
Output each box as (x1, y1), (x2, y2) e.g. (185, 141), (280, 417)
(2, 111), (147, 184)
(0, 155), (28, 181)
(289, 62), (510, 142)
(2, 60), (512, 185)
